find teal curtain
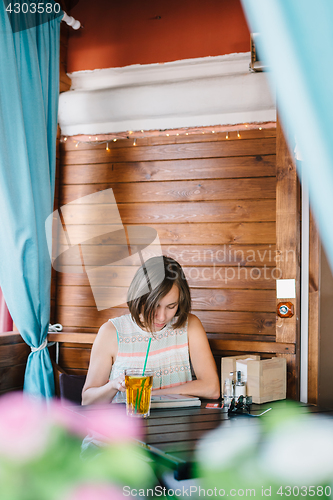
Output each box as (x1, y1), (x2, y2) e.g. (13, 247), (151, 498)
(241, 0), (333, 272)
(0, 2), (62, 397)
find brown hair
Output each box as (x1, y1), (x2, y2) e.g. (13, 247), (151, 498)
(127, 256), (191, 332)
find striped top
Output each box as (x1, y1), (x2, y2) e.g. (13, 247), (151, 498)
(109, 314), (192, 389)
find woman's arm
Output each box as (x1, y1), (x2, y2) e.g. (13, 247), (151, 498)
(81, 321), (125, 405)
(152, 313), (220, 399)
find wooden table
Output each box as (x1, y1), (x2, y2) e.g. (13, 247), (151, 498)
(137, 403), (231, 480)
(71, 400), (333, 481)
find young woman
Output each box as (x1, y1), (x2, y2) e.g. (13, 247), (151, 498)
(82, 256), (220, 405)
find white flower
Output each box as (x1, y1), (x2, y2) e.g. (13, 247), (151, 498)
(196, 420), (260, 469)
(260, 415), (333, 484)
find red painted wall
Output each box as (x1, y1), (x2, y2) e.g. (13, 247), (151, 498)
(67, 0), (250, 72)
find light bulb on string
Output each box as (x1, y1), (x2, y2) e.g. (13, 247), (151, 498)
(259, 127), (263, 130)
(237, 131), (241, 139)
(75, 142), (79, 148)
(226, 132), (229, 139)
(63, 137), (67, 142)
(133, 138), (137, 146)
(106, 143), (110, 152)
(113, 138), (117, 142)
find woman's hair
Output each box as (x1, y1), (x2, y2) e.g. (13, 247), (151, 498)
(127, 256), (191, 332)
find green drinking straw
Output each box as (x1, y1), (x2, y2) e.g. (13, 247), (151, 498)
(135, 337), (152, 413)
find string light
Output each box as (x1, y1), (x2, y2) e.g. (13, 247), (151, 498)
(63, 124), (269, 149)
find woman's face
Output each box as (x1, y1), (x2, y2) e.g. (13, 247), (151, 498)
(153, 284), (179, 331)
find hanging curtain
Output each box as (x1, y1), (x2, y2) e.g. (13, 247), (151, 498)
(0, 3), (62, 397)
(241, 0), (333, 271)
(0, 288), (13, 333)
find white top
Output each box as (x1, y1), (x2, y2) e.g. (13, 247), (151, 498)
(109, 314), (192, 390)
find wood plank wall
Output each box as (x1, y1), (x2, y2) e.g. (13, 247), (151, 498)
(51, 22), (71, 324)
(0, 333), (30, 395)
(54, 128), (280, 376)
(308, 211), (320, 404)
(275, 118), (300, 399)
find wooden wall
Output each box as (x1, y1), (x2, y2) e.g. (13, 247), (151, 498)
(0, 333), (30, 394)
(51, 22), (71, 324)
(274, 119), (300, 400)
(52, 128), (289, 377)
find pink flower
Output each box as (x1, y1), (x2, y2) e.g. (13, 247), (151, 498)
(84, 407), (142, 443)
(50, 400), (142, 443)
(0, 392), (51, 462)
(64, 483), (126, 500)
(0, 392), (142, 466)
(49, 400), (90, 437)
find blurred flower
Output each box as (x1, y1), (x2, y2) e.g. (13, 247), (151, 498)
(50, 400), (91, 437)
(83, 407), (142, 443)
(0, 392), (51, 462)
(260, 415), (333, 484)
(0, 392), (153, 500)
(64, 483), (125, 500)
(196, 419), (260, 470)
(196, 402), (333, 498)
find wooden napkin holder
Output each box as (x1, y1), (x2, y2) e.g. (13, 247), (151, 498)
(221, 354), (260, 398)
(221, 355), (287, 404)
(246, 357), (287, 404)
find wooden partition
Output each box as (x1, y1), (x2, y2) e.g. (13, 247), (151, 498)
(0, 333), (30, 394)
(274, 119), (300, 399)
(51, 128), (289, 378)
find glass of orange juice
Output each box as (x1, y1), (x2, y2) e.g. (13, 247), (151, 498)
(125, 369), (154, 418)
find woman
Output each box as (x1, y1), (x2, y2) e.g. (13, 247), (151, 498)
(82, 256), (220, 405)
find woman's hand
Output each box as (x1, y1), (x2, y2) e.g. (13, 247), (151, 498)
(110, 374), (126, 392)
(150, 314), (220, 399)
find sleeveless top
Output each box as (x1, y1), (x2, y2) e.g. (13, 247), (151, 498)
(108, 314), (192, 390)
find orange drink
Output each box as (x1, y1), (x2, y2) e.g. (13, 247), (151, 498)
(125, 369), (154, 418)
